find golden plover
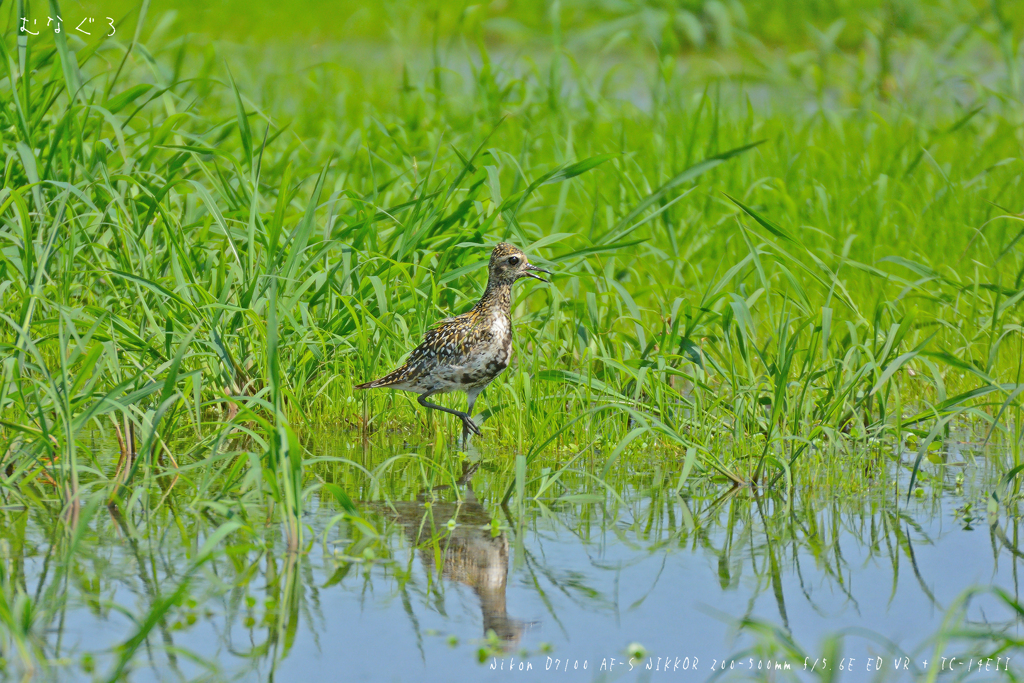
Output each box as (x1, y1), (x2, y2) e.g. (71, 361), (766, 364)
(355, 243), (551, 444)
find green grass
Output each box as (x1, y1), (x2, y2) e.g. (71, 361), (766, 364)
(6, 1), (1024, 475)
(2, 0), (1024, 512)
(54, 0), (1024, 56)
(1, 0), (1024, 674)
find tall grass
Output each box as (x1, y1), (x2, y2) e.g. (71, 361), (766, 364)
(2, 0), (1024, 524)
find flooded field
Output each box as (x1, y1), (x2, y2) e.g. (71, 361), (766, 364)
(3, 0), (1024, 680)
(6, 435), (1020, 681)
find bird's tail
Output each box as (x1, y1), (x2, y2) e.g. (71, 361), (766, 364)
(354, 365), (410, 390)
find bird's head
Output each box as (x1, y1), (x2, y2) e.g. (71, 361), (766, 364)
(487, 243), (551, 286)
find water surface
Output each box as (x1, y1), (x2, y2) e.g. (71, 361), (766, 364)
(4, 437), (1021, 681)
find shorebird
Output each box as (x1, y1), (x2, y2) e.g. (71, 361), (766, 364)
(354, 243), (551, 444)
(366, 463), (527, 645)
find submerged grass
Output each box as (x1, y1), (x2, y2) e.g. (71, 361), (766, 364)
(0, 429), (1016, 679)
(1, 0), (1024, 675)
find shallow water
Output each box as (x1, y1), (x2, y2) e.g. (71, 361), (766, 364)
(4, 437), (1022, 681)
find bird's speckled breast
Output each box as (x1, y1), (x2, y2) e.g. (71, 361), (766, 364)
(457, 312), (512, 388)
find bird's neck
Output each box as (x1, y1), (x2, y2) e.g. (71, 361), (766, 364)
(474, 280), (512, 318)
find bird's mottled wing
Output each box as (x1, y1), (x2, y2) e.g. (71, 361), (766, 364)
(353, 310), (486, 390)
(405, 310), (485, 370)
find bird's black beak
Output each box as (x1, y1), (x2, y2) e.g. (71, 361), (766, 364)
(524, 263), (552, 283)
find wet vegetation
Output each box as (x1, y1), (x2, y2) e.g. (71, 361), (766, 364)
(2, 0), (1024, 678)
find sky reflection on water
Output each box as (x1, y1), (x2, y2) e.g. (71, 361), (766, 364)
(10, 442), (1023, 681)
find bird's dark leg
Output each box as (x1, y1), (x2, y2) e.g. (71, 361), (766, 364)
(463, 388), (482, 449)
(418, 392), (483, 444)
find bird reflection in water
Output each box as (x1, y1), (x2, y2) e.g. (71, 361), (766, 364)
(371, 462), (527, 647)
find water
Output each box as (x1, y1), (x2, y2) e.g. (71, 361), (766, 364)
(3, 438), (1021, 681)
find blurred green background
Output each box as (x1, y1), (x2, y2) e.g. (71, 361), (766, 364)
(28, 0), (1024, 51)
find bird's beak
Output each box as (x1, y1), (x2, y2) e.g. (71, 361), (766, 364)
(524, 263), (552, 283)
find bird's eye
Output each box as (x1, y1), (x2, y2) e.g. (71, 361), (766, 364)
(507, 256), (520, 265)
